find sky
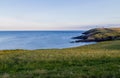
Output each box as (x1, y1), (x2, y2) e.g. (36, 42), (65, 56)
(0, 0), (120, 30)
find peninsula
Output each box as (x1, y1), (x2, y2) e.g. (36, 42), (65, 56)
(72, 28), (120, 42)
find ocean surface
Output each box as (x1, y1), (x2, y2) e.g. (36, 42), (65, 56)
(0, 31), (95, 50)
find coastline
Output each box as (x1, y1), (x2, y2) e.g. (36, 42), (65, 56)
(0, 28), (120, 78)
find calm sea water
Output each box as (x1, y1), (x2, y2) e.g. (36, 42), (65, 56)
(0, 31), (94, 50)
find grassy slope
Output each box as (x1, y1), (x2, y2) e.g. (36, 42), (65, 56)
(110, 28), (120, 32)
(0, 40), (120, 78)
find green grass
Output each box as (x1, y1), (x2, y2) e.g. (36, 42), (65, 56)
(0, 40), (120, 78)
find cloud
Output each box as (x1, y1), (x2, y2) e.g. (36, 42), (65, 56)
(0, 17), (83, 30)
(67, 24), (120, 30)
(0, 17), (120, 30)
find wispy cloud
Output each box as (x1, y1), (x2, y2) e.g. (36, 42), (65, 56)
(0, 17), (84, 30)
(0, 17), (120, 30)
(67, 24), (120, 30)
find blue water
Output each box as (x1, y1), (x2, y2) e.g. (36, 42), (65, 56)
(0, 31), (94, 50)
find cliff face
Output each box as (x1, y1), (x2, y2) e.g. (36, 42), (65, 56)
(72, 28), (120, 42)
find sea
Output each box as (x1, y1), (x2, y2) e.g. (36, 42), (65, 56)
(0, 31), (95, 50)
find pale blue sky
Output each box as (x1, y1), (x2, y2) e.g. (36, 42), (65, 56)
(0, 0), (120, 30)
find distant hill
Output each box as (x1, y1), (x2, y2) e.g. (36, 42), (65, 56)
(72, 28), (120, 42)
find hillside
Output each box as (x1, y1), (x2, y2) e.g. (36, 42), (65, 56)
(0, 40), (120, 78)
(72, 28), (120, 42)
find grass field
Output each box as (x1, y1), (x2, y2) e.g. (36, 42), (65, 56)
(0, 40), (120, 78)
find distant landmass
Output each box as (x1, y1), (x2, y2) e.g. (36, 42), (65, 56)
(72, 28), (120, 42)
